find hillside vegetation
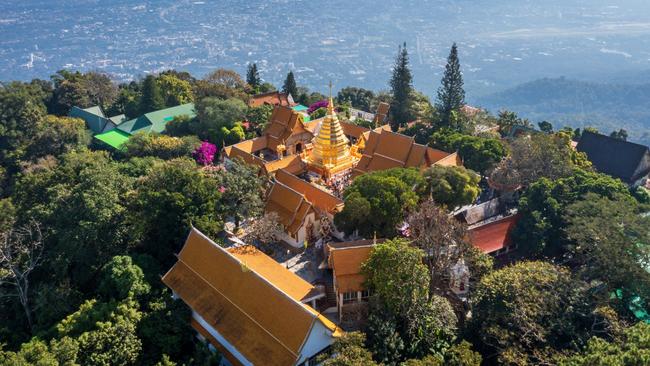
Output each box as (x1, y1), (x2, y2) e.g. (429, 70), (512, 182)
(474, 77), (650, 145)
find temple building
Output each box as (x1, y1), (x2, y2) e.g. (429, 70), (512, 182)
(163, 228), (340, 366)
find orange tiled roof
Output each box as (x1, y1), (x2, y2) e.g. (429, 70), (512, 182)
(162, 229), (338, 366)
(263, 106), (311, 150)
(339, 121), (370, 139)
(468, 214), (520, 254)
(328, 243), (375, 293)
(353, 129), (459, 176)
(262, 155), (307, 176)
(265, 179), (315, 235)
(249, 91), (295, 108)
(275, 169), (343, 214)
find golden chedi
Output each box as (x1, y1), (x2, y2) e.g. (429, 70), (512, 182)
(307, 96), (355, 178)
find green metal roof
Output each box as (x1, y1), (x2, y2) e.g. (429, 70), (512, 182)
(117, 103), (196, 135)
(292, 104), (308, 112)
(69, 105), (111, 134)
(109, 114), (127, 125)
(94, 129), (132, 149)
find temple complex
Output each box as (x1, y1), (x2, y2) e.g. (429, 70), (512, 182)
(223, 86), (461, 248)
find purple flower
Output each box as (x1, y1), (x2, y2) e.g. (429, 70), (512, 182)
(307, 100), (330, 115)
(193, 141), (218, 166)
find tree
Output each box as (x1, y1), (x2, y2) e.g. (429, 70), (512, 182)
(389, 43), (414, 131)
(73, 304), (143, 366)
(407, 200), (472, 297)
(156, 74), (194, 107)
(138, 293), (194, 365)
(25, 115), (90, 161)
(210, 158), (265, 227)
(140, 75), (165, 114)
(192, 97), (247, 144)
(489, 132), (577, 188)
(558, 322), (650, 366)
(50, 70), (118, 115)
(13, 150), (133, 289)
(196, 69), (249, 101)
(337, 86), (375, 111)
(610, 128), (628, 141)
(129, 158), (223, 265)
(0, 82), (46, 168)
(322, 332), (378, 366)
(429, 129), (507, 174)
(282, 71), (298, 98)
(564, 193), (650, 303)
(444, 341), (483, 366)
(436, 43), (465, 127)
(419, 166), (480, 209)
(363, 239), (458, 362)
(0, 221), (43, 332)
(98, 255), (150, 301)
(334, 168), (422, 238)
(514, 168), (631, 258)
(246, 63), (261, 90)
(495, 110), (531, 137)
(0, 336), (79, 365)
(245, 212), (283, 253)
(121, 133), (199, 160)
(83, 72), (119, 111)
(470, 261), (612, 365)
(538, 120), (554, 133)
(246, 104), (274, 134)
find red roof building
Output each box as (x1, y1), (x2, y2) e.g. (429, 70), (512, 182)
(468, 214), (520, 255)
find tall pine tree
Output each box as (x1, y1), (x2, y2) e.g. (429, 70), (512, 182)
(389, 43), (413, 131)
(246, 63), (261, 90)
(436, 43), (465, 128)
(140, 75), (165, 114)
(282, 71), (298, 99)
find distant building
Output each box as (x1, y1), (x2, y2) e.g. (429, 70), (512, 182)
(248, 91), (296, 108)
(92, 103), (196, 149)
(325, 240), (379, 326)
(577, 131), (650, 187)
(163, 228), (340, 366)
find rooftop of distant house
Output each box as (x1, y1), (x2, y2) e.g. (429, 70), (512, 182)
(249, 91), (296, 108)
(577, 131), (650, 185)
(468, 214), (520, 254)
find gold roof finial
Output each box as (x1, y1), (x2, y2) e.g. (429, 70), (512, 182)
(327, 81), (335, 115)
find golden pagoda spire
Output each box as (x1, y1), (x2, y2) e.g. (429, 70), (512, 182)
(327, 80), (335, 116)
(306, 81), (356, 178)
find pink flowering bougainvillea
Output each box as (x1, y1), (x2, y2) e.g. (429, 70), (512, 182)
(307, 100), (330, 114)
(193, 141), (218, 166)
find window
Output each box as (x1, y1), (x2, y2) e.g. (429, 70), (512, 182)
(342, 291), (357, 304)
(360, 289), (371, 301)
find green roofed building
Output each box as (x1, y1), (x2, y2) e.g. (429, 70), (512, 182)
(69, 105), (117, 134)
(93, 103), (196, 149)
(292, 104), (308, 112)
(94, 129), (132, 150)
(117, 103), (195, 135)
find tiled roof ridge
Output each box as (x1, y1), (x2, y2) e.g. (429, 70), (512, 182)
(268, 179), (313, 234)
(186, 229), (320, 359)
